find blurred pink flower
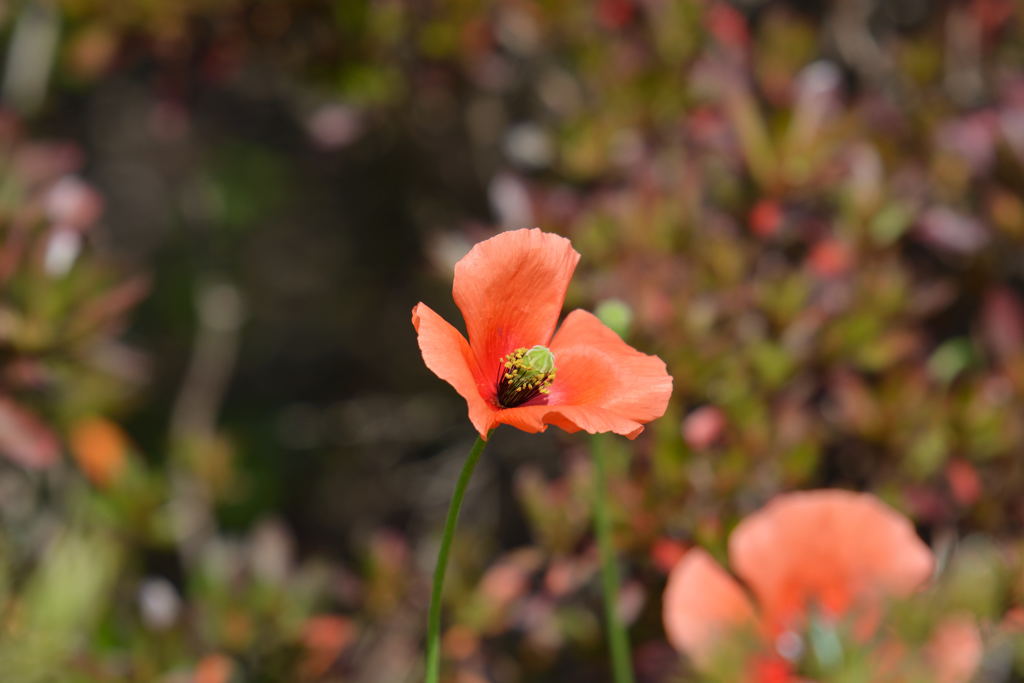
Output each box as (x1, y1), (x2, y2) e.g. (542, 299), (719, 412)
(480, 558), (531, 606)
(926, 615), (983, 683)
(749, 199), (782, 238)
(307, 103), (362, 150)
(596, 0), (635, 30)
(0, 396), (60, 468)
(981, 286), (1024, 363)
(915, 206), (989, 255)
(807, 239), (853, 278)
(650, 538), (688, 575)
(945, 458), (982, 507)
(44, 176), (103, 230)
(706, 2), (750, 53)
(682, 405), (726, 450)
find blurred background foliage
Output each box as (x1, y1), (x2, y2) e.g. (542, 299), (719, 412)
(0, 0), (1024, 680)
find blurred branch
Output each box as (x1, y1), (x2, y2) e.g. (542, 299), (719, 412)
(169, 280), (244, 561)
(827, 0), (892, 86)
(170, 281), (244, 439)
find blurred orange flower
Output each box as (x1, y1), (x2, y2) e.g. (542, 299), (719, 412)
(69, 416), (129, 487)
(193, 654), (235, 683)
(662, 490), (938, 672)
(301, 615), (356, 679)
(412, 229), (672, 439)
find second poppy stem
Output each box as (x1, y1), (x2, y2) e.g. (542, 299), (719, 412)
(592, 434), (636, 683)
(425, 433), (488, 683)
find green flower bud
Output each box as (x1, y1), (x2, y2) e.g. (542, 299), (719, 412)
(595, 298), (633, 337)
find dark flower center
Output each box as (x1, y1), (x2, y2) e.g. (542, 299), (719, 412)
(495, 345), (556, 408)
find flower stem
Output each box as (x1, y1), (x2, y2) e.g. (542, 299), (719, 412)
(425, 433), (488, 683)
(592, 434), (636, 683)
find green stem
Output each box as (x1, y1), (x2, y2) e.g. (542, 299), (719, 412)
(425, 434), (489, 683)
(592, 435), (636, 683)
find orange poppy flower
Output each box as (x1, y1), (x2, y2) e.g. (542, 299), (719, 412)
(412, 229), (672, 439)
(663, 490), (936, 671)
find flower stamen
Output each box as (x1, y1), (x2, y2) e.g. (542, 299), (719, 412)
(495, 345), (556, 408)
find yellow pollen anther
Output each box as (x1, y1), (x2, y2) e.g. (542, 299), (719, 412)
(495, 345), (557, 408)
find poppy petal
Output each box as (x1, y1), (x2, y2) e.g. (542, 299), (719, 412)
(492, 310), (672, 438)
(663, 549), (758, 665)
(412, 303), (497, 437)
(549, 310), (673, 419)
(495, 404), (648, 438)
(453, 229), (580, 382)
(728, 490), (934, 631)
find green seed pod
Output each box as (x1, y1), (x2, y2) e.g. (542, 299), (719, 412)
(522, 345), (556, 375)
